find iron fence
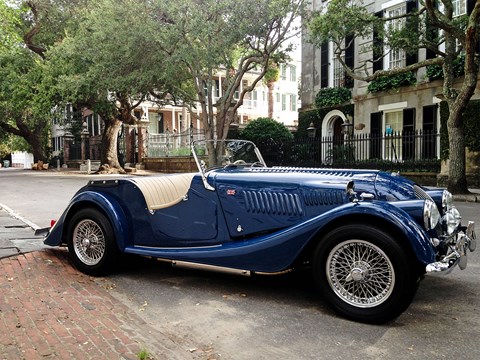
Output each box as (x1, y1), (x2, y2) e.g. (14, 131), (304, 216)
(257, 130), (441, 172)
(147, 129), (205, 157)
(145, 129), (441, 172)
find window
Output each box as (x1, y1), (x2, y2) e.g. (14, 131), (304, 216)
(215, 80), (220, 98)
(387, 4), (406, 69)
(333, 55), (345, 87)
(385, 111), (403, 160)
(280, 64), (287, 80)
(147, 112), (164, 134)
(148, 112), (159, 134)
(282, 94), (287, 111)
(290, 94), (297, 111)
(453, 0), (466, 16)
(289, 65), (297, 82)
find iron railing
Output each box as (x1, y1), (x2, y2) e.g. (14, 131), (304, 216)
(257, 130), (441, 172)
(145, 129), (441, 172)
(147, 128), (205, 157)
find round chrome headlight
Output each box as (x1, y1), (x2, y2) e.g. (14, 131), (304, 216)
(424, 199), (441, 230)
(445, 206), (462, 235)
(442, 190), (453, 212)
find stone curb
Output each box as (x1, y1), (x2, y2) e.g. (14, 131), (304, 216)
(453, 194), (480, 203)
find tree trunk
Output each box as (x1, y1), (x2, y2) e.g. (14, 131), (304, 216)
(99, 117), (125, 174)
(267, 81), (274, 118)
(29, 134), (47, 163)
(447, 117), (469, 193)
(0, 120), (47, 163)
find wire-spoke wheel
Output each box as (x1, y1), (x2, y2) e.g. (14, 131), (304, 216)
(72, 219), (106, 266)
(67, 208), (118, 276)
(326, 240), (394, 308)
(314, 224), (419, 324)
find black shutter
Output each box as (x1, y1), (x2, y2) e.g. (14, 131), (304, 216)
(467, 0), (480, 53)
(402, 108), (416, 160)
(373, 11), (383, 73)
(321, 42), (329, 88)
(422, 105), (437, 158)
(344, 35), (355, 88)
(467, 0), (475, 14)
(370, 112), (382, 159)
(406, 1), (418, 65)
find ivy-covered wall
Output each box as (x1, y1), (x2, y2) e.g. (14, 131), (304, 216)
(440, 100), (480, 160)
(297, 104), (354, 138)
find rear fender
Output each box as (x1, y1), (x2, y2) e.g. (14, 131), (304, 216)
(43, 191), (130, 251)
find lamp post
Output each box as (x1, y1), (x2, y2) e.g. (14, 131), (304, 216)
(307, 122), (317, 139)
(341, 115), (354, 163)
(81, 121), (90, 164)
(341, 115), (354, 138)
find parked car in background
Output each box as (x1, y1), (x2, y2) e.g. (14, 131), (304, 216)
(39, 139), (476, 323)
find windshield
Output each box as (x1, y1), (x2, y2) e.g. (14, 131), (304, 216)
(192, 139), (266, 171)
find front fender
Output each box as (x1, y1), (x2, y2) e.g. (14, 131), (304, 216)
(317, 201), (436, 265)
(43, 191), (130, 251)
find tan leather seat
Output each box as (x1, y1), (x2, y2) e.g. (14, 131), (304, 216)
(130, 173), (195, 210)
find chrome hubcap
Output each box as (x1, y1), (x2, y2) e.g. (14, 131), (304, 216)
(73, 219), (106, 266)
(327, 240), (395, 308)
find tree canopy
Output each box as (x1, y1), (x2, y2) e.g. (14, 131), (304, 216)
(0, 0), (95, 161)
(1, 0), (303, 169)
(48, 0), (303, 169)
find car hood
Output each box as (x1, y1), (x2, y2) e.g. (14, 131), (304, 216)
(209, 167), (417, 201)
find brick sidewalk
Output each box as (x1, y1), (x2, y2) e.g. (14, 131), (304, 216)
(0, 249), (185, 360)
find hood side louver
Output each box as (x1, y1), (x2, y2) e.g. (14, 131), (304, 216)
(304, 190), (345, 206)
(243, 190), (304, 216)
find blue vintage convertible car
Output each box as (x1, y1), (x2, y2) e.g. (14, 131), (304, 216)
(42, 139), (476, 323)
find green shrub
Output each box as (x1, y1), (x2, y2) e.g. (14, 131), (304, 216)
(315, 87), (351, 108)
(240, 117), (293, 144)
(367, 71), (416, 93)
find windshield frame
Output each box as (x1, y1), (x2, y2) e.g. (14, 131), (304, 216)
(191, 139), (266, 191)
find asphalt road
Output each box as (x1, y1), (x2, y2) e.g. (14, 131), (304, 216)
(1, 168), (480, 359)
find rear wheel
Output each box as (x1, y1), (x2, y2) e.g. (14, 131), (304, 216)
(67, 208), (118, 276)
(313, 224), (419, 323)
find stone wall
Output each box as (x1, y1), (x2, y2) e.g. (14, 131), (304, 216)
(144, 156), (198, 173)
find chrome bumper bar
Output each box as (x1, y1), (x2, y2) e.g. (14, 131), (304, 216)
(426, 221), (476, 274)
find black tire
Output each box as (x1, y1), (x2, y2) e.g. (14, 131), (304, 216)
(313, 224), (419, 324)
(67, 208), (119, 276)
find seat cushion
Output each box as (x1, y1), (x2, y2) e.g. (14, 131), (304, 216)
(130, 173), (195, 210)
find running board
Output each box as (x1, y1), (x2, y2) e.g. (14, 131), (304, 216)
(171, 260), (251, 276)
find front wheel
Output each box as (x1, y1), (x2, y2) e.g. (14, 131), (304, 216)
(313, 224), (419, 324)
(67, 208), (119, 276)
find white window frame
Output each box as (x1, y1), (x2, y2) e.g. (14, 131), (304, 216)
(379, 102), (408, 161)
(383, 0), (407, 70)
(452, 0), (467, 16)
(289, 65), (297, 82)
